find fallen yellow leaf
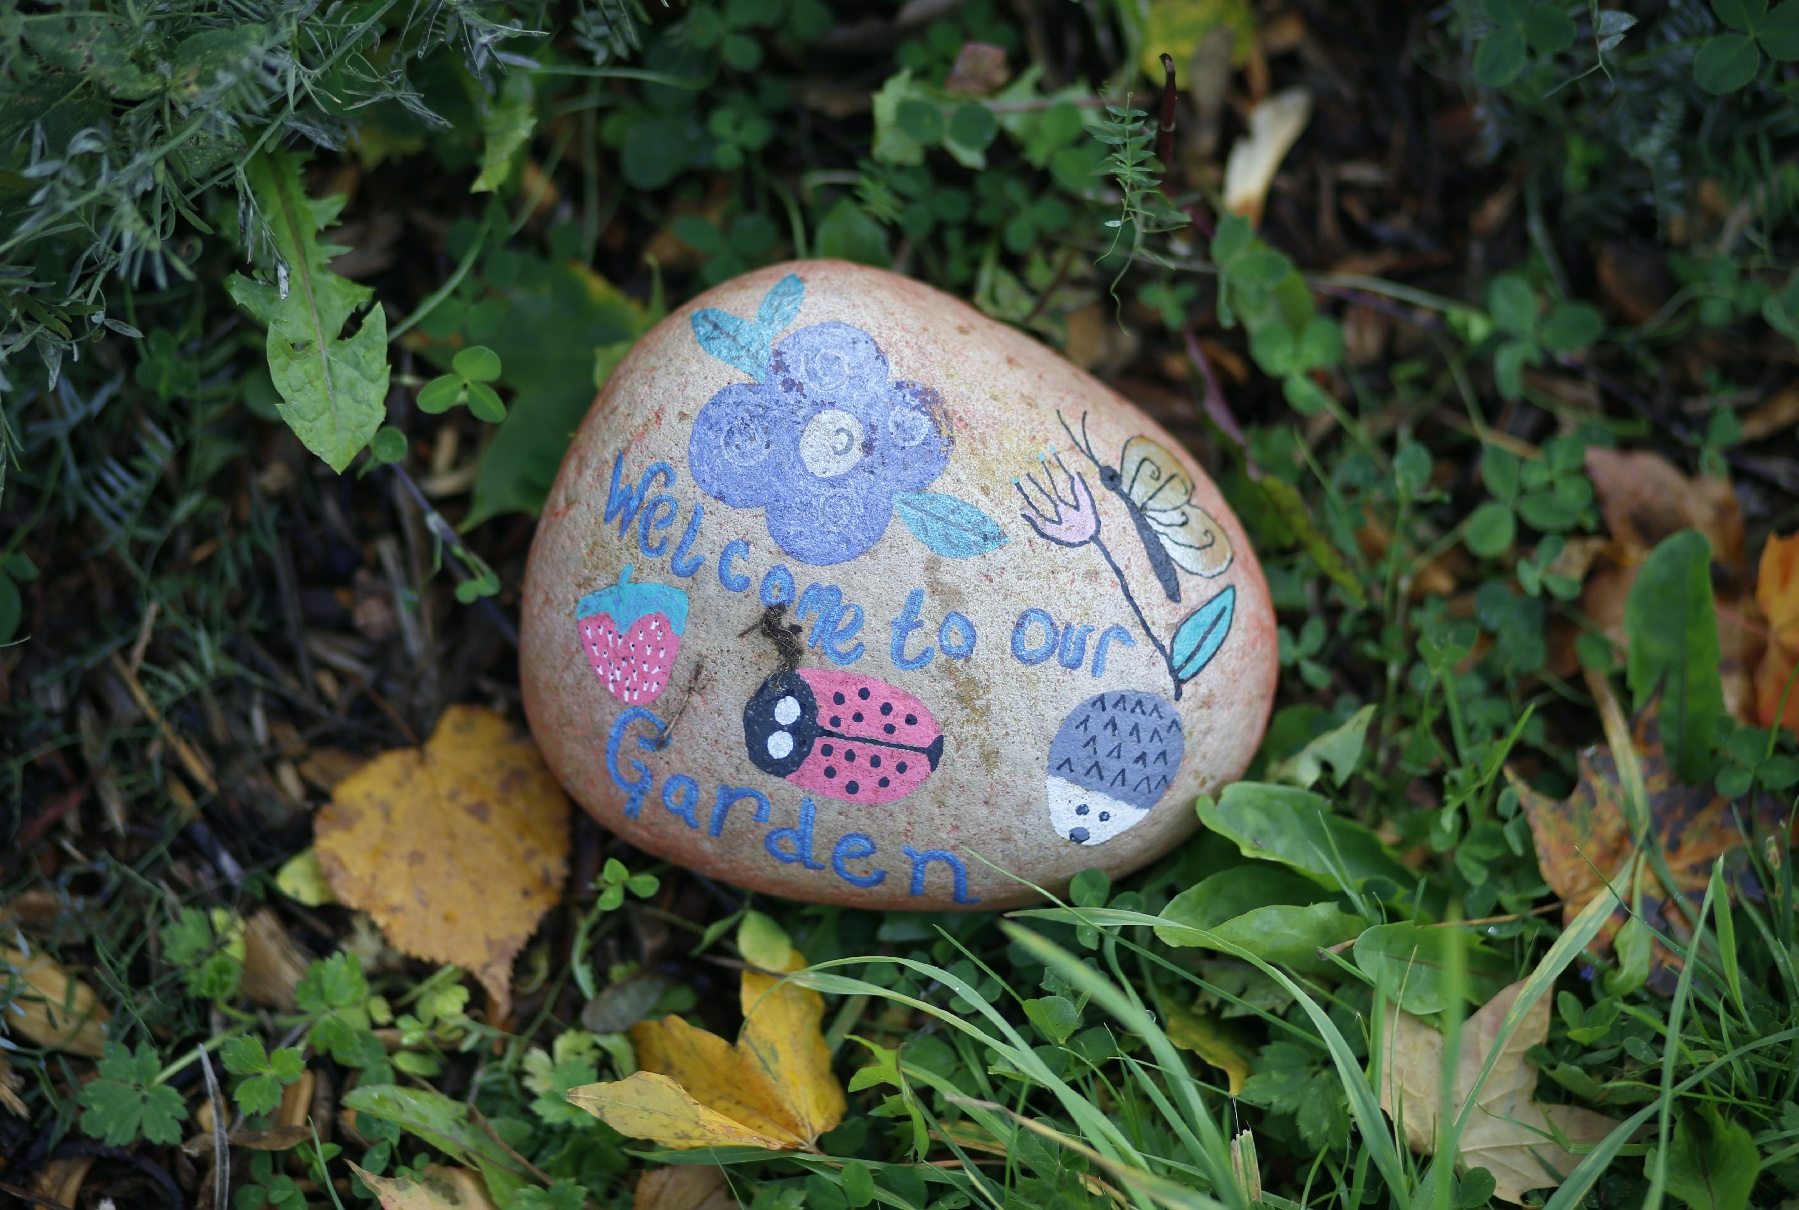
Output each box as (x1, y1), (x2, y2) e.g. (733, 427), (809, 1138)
(568, 936), (845, 1151)
(314, 706), (570, 1019)
(1, 942), (110, 1057)
(634, 1165), (737, 1210)
(1378, 979), (1620, 1204)
(1163, 1002), (1253, 1096)
(352, 1163), (498, 1209)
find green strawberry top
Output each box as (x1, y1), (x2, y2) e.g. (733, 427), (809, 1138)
(575, 565), (690, 634)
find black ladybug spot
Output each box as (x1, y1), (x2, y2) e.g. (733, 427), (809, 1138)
(821, 743), (834, 756)
(870, 754), (882, 768)
(880, 702), (893, 715)
(904, 713), (917, 725)
(846, 780), (860, 794)
(852, 711), (864, 722)
(883, 723), (895, 734)
(896, 761), (908, 774)
(878, 776), (891, 788)
(844, 749), (856, 762)
(830, 715), (841, 726)
(858, 687), (870, 699)
(824, 766), (837, 778)
(833, 691), (846, 704)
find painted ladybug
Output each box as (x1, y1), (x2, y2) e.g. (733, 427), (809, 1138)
(744, 669), (944, 804)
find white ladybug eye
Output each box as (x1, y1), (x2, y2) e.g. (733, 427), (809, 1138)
(766, 731), (795, 759)
(773, 696), (801, 726)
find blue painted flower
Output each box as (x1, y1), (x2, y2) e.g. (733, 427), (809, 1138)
(688, 321), (952, 565)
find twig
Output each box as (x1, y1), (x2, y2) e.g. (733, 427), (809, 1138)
(388, 464), (520, 648)
(0, 1181), (72, 1210)
(109, 651), (217, 795)
(1155, 53), (1178, 195)
(198, 1046), (230, 1210)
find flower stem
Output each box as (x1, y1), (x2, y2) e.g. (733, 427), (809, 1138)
(1090, 534), (1180, 699)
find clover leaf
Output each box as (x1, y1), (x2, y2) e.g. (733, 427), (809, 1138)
(1695, 0), (1799, 92)
(417, 345), (506, 422)
(1483, 273), (1603, 400)
(0, 550), (39, 645)
(1473, 0), (1578, 87)
(78, 1043), (187, 1147)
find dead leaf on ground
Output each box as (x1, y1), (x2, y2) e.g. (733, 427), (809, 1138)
(1578, 448), (1758, 721)
(1, 941), (110, 1056)
(944, 42), (1009, 95)
(1223, 87), (1311, 228)
(352, 1162), (499, 1210)
(1164, 1001), (1254, 1095)
(239, 908), (312, 1012)
(1509, 705), (1791, 976)
(568, 945), (846, 1151)
(1755, 530), (1799, 734)
(1379, 979), (1621, 1204)
(314, 705), (570, 1020)
(0, 1051), (26, 1116)
(634, 1165), (738, 1210)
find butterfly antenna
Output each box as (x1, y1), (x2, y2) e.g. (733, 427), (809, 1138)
(1058, 411), (1100, 469)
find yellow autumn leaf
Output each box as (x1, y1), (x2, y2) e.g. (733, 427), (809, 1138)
(1, 942), (110, 1057)
(1163, 1001), (1253, 1096)
(313, 706), (570, 1019)
(351, 1163), (498, 1209)
(568, 947), (845, 1151)
(1139, 0), (1256, 84)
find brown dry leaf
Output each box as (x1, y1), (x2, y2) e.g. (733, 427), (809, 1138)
(1, 941), (110, 1057)
(1755, 530), (1799, 733)
(0, 1051), (27, 1116)
(1580, 448), (1758, 720)
(352, 1163), (499, 1210)
(1223, 87), (1311, 227)
(944, 41), (1009, 95)
(1379, 980), (1620, 1203)
(1509, 705), (1791, 973)
(568, 952), (846, 1151)
(1739, 380), (1799, 442)
(314, 706), (570, 1019)
(635, 1166), (738, 1210)
(239, 908), (312, 1012)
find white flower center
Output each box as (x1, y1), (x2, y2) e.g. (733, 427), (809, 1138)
(799, 408), (865, 478)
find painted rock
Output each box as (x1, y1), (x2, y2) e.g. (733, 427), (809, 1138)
(521, 261), (1277, 909)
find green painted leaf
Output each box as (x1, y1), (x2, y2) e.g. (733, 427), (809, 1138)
(226, 150), (389, 472)
(1624, 529), (1724, 783)
(472, 69), (536, 193)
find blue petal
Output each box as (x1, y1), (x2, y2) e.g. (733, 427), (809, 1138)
(1170, 585), (1235, 682)
(893, 491), (1009, 558)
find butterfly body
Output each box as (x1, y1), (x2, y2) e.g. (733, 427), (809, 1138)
(1064, 414), (1234, 602)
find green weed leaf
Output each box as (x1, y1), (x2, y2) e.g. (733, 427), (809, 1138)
(79, 1043), (187, 1146)
(472, 70), (536, 193)
(1694, 34), (1761, 90)
(1660, 1103), (1761, 1210)
(226, 150), (389, 472)
(1624, 530), (1725, 783)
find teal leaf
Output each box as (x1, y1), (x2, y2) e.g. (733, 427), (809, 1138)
(756, 273), (805, 334)
(692, 307), (769, 382)
(893, 491), (1008, 557)
(1624, 529), (1724, 783)
(1170, 585), (1235, 682)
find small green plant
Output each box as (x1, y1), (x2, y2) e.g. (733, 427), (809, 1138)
(1693, 0), (1799, 92)
(417, 346), (507, 424)
(221, 1035), (307, 1116)
(160, 907), (245, 1001)
(1482, 272), (1604, 401)
(78, 1043), (187, 1147)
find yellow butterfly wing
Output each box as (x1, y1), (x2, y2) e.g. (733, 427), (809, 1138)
(1117, 436), (1235, 578)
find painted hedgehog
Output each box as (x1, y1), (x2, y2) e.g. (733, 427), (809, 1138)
(1045, 690), (1185, 845)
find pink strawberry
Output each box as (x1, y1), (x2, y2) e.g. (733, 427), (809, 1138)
(575, 566), (690, 705)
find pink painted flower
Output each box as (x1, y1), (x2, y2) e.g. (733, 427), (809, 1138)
(1016, 454), (1100, 547)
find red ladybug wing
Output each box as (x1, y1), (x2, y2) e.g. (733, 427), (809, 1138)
(785, 669), (944, 805)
